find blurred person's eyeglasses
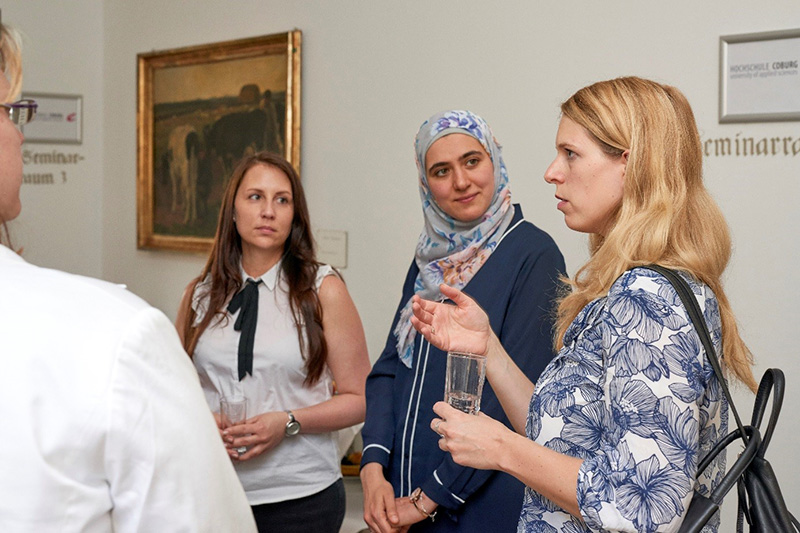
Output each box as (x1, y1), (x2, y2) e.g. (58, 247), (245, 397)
(1, 99), (37, 127)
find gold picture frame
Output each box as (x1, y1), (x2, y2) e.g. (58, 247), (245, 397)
(137, 31), (301, 253)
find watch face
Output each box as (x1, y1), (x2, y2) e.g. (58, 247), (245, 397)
(285, 421), (301, 436)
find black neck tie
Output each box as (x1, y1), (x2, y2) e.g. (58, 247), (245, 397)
(227, 278), (262, 381)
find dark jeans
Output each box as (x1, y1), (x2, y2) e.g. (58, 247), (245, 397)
(251, 478), (345, 533)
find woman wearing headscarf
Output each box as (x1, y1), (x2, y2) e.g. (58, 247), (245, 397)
(360, 110), (565, 532)
(411, 78), (759, 532)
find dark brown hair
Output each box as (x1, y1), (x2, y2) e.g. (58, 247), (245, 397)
(180, 151), (329, 385)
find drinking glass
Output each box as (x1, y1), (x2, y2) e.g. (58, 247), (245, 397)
(220, 395), (248, 454)
(444, 351), (487, 414)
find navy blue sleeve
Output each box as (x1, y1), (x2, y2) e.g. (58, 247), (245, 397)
(360, 261), (417, 469)
(421, 232), (566, 509)
(497, 239), (565, 382)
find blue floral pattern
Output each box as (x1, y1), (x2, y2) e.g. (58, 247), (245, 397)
(519, 268), (727, 532)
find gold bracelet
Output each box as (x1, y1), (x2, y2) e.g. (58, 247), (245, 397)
(409, 487), (437, 522)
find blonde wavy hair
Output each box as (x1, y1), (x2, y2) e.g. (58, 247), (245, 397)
(0, 22), (22, 101)
(554, 77), (756, 391)
(0, 20), (22, 247)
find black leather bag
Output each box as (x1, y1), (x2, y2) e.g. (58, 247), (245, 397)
(736, 369), (798, 532)
(645, 266), (799, 533)
(679, 424), (761, 531)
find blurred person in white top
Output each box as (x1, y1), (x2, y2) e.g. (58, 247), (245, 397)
(0, 18), (256, 532)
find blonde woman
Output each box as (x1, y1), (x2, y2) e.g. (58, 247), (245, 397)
(411, 77), (756, 532)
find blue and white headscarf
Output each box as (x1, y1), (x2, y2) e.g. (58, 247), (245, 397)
(394, 110), (515, 367)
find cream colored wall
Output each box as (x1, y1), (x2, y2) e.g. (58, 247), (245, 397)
(6, 0), (800, 525)
(6, 0), (104, 277)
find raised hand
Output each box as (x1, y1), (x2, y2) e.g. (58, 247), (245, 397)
(410, 284), (493, 355)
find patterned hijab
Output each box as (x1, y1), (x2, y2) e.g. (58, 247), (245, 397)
(394, 110), (515, 367)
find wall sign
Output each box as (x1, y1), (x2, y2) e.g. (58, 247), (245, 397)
(720, 29), (800, 123)
(20, 93), (83, 143)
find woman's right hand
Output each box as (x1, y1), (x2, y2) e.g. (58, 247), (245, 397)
(411, 283), (493, 356)
(223, 411), (287, 460)
(213, 411), (242, 460)
(361, 462), (404, 533)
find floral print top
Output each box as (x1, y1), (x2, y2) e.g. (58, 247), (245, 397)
(519, 268), (728, 532)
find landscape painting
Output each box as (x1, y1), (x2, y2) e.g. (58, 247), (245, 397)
(137, 31), (301, 252)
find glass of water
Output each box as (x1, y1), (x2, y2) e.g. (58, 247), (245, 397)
(445, 351), (487, 414)
(220, 395), (248, 454)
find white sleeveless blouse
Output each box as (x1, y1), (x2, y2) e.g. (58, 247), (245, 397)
(192, 261), (340, 505)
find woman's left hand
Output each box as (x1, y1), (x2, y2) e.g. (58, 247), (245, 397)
(392, 496), (425, 529)
(222, 411), (287, 461)
(431, 402), (510, 470)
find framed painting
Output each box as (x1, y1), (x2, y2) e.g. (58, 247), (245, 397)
(137, 31), (301, 252)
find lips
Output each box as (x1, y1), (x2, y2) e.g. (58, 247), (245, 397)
(454, 193), (479, 204)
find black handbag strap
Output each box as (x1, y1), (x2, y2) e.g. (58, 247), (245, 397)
(750, 367), (784, 456)
(645, 267), (798, 532)
(703, 425), (761, 503)
(644, 265), (748, 444)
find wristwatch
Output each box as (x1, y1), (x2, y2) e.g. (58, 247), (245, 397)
(285, 410), (301, 437)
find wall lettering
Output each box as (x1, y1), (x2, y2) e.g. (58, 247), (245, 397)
(701, 132), (800, 157)
(21, 149), (85, 185)
(22, 150), (84, 165)
(23, 172), (55, 184)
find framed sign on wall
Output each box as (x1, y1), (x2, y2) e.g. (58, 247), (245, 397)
(720, 29), (800, 123)
(136, 31), (302, 253)
(20, 93), (83, 144)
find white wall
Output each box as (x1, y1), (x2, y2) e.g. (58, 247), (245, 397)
(5, 0), (104, 277)
(6, 0), (800, 526)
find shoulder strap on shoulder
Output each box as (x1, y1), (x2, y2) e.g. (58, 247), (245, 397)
(643, 265), (748, 444)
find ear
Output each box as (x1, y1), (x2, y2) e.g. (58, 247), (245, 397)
(620, 150), (630, 179)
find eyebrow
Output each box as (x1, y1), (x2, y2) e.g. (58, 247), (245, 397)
(427, 150), (484, 174)
(243, 187), (292, 196)
(556, 141), (580, 152)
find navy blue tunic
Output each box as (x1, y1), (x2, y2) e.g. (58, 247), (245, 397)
(361, 206), (566, 532)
